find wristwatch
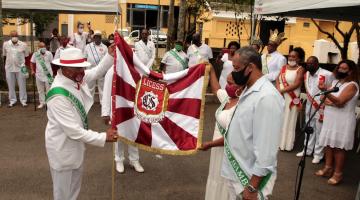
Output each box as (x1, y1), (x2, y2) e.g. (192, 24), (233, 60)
(246, 184), (258, 193)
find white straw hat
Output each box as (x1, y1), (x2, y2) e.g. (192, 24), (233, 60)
(52, 48), (91, 68)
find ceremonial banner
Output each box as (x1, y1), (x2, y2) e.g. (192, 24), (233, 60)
(112, 33), (209, 155)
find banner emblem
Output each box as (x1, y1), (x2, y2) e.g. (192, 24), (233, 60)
(135, 76), (168, 123)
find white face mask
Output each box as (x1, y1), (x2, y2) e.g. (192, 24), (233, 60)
(11, 37), (18, 44)
(78, 28), (84, 34)
(288, 60), (297, 67)
(109, 40), (114, 44)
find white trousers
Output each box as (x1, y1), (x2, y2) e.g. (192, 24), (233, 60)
(88, 77), (104, 105)
(303, 115), (324, 158)
(50, 165), (83, 200)
(114, 141), (139, 162)
(36, 78), (50, 104)
(5, 71), (27, 105)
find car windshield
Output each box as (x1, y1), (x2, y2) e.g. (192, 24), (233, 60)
(151, 30), (166, 36)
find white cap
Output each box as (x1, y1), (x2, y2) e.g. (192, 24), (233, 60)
(52, 48), (91, 68)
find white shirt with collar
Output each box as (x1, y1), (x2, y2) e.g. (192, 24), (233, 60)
(54, 45), (72, 60)
(134, 40), (155, 69)
(304, 68), (334, 118)
(262, 51), (287, 82)
(221, 76), (284, 197)
(101, 67), (114, 117)
(45, 53), (113, 171)
(70, 32), (89, 53)
(2, 40), (29, 72)
(187, 43), (213, 67)
(161, 48), (188, 73)
(84, 42), (108, 68)
(30, 50), (54, 82)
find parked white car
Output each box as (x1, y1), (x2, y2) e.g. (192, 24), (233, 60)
(125, 29), (167, 47)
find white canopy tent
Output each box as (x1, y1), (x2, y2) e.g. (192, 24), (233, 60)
(3, 0), (118, 13)
(254, 0), (360, 22)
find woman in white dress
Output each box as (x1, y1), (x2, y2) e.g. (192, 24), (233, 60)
(315, 60), (359, 185)
(198, 64), (243, 200)
(218, 42), (240, 89)
(276, 47), (305, 151)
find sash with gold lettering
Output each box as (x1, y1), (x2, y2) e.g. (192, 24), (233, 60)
(280, 66), (302, 109)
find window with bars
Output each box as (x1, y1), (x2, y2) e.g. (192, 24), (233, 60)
(105, 15), (115, 23)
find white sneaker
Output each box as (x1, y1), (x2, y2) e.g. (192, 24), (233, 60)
(37, 104), (44, 109)
(21, 103), (28, 107)
(312, 156), (322, 164)
(130, 161), (144, 173)
(115, 161), (124, 173)
(296, 151), (311, 157)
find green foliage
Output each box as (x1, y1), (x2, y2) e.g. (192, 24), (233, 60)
(3, 11), (56, 37)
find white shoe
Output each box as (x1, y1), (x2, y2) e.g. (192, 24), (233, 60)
(130, 161), (144, 173)
(115, 162), (124, 173)
(312, 156), (322, 164)
(22, 103), (28, 107)
(37, 104), (44, 109)
(296, 151), (311, 157)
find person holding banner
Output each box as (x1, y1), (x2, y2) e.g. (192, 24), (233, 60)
(134, 29), (155, 69)
(277, 47), (305, 151)
(84, 30), (108, 104)
(46, 47), (118, 200)
(296, 56), (334, 164)
(30, 42), (54, 109)
(221, 47), (284, 200)
(101, 67), (145, 173)
(199, 65), (243, 200)
(160, 41), (188, 73)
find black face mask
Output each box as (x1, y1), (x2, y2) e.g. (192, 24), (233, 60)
(336, 71), (349, 79)
(232, 66), (250, 86)
(306, 64), (318, 75)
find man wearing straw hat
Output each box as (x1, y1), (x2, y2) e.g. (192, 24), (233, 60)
(46, 47), (118, 200)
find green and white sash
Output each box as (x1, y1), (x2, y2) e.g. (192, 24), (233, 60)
(46, 87), (88, 130)
(261, 54), (271, 75)
(35, 52), (54, 85)
(169, 49), (188, 70)
(216, 97), (271, 200)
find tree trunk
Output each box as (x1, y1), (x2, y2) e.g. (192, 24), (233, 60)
(166, 0), (175, 51)
(177, 0), (187, 42)
(0, 0), (5, 82)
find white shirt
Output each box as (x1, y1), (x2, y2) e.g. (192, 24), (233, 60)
(219, 53), (233, 89)
(161, 49), (188, 73)
(134, 40), (155, 69)
(30, 51), (53, 82)
(262, 51), (287, 82)
(2, 40), (29, 72)
(187, 44), (213, 67)
(54, 45), (72, 60)
(49, 36), (60, 53)
(304, 68), (334, 118)
(221, 76), (284, 196)
(45, 54), (113, 171)
(101, 67), (114, 117)
(84, 42), (108, 68)
(69, 32), (89, 53)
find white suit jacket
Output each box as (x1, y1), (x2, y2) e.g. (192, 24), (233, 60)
(45, 54), (113, 171)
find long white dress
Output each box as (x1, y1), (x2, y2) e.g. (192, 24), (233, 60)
(279, 65), (301, 151)
(205, 89), (236, 200)
(319, 81), (359, 150)
(219, 53), (233, 89)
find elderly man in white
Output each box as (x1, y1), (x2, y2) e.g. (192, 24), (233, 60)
(261, 30), (287, 84)
(101, 67), (145, 173)
(221, 47), (284, 200)
(46, 47), (118, 200)
(134, 29), (155, 69)
(84, 30), (108, 104)
(187, 33), (213, 67)
(2, 30), (29, 107)
(30, 42), (54, 109)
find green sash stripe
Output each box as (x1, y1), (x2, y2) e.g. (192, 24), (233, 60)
(169, 49), (188, 70)
(216, 97), (270, 200)
(46, 87), (88, 130)
(35, 53), (54, 85)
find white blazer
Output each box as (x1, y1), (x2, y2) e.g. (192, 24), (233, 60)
(45, 54), (113, 171)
